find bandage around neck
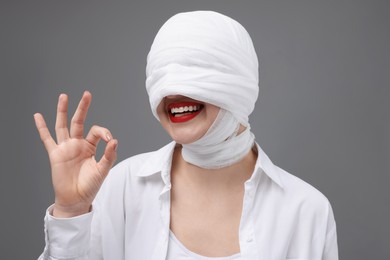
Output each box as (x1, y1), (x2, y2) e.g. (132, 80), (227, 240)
(182, 109), (255, 169)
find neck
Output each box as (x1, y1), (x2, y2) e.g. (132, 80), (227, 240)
(181, 110), (255, 169)
(172, 143), (257, 188)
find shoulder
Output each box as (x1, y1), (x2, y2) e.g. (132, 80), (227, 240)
(258, 162), (336, 240)
(255, 143), (331, 212)
(258, 164), (338, 256)
(275, 165), (332, 218)
(281, 166), (328, 201)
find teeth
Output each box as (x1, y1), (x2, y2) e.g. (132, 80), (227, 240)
(170, 105), (200, 114)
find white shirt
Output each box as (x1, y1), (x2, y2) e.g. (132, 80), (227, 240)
(39, 142), (338, 260)
(167, 230), (242, 259)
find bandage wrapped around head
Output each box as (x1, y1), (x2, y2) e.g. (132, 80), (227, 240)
(146, 10), (259, 127)
(146, 11), (259, 168)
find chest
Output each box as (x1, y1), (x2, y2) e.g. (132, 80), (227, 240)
(121, 176), (328, 260)
(169, 175), (245, 257)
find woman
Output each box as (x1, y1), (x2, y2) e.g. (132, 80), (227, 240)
(36, 11), (338, 259)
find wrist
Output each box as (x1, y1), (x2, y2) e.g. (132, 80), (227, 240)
(52, 203), (91, 218)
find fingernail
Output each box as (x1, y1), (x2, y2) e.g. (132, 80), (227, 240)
(114, 141), (118, 151)
(106, 133), (111, 141)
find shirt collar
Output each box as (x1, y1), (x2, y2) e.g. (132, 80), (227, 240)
(136, 141), (284, 189)
(252, 142), (284, 188)
(135, 141), (177, 177)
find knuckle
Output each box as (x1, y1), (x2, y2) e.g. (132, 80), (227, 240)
(71, 117), (83, 125)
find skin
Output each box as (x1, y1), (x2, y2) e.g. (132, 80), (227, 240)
(35, 92), (257, 256)
(34, 91), (118, 217)
(158, 95), (257, 256)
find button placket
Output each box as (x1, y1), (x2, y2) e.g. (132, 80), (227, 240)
(156, 167), (172, 260)
(239, 180), (253, 253)
(240, 171), (262, 259)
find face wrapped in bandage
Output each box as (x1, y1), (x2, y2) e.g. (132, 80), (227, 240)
(145, 11), (259, 169)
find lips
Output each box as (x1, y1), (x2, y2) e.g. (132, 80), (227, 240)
(167, 101), (204, 123)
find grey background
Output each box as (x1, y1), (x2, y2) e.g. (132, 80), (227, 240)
(1, 1), (389, 259)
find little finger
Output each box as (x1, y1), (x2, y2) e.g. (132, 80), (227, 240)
(34, 113), (56, 153)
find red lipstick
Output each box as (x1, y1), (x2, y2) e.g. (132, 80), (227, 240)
(167, 101), (203, 123)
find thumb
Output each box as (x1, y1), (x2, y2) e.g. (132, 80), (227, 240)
(96, 139), (118, 178)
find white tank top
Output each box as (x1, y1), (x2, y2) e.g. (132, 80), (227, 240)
(166, 231), (242, 260)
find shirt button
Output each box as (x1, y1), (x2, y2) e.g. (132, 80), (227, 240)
(247, 237), (253, 243)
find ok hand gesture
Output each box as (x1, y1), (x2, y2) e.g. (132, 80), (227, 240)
(34, 91), (118, 218)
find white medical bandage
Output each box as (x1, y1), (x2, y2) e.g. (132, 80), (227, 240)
(146, 11), (259, 126)
(145, 11), (259, 169)
(182, 109), (255, 169)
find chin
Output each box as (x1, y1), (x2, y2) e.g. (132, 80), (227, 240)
(169, 132), (198, 145)
(162, 117), (206, 145)
(168, 124), (209, 144)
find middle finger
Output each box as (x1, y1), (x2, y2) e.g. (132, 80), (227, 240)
(70, 91), (92, 138)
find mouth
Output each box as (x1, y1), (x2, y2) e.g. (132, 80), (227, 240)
(167, 101), (204, 123)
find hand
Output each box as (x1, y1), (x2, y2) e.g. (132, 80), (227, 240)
(34, 91), (118, 217)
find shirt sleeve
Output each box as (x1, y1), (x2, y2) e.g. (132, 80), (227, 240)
(37, 205), (100, 260)
(322, 202), (339, 260)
